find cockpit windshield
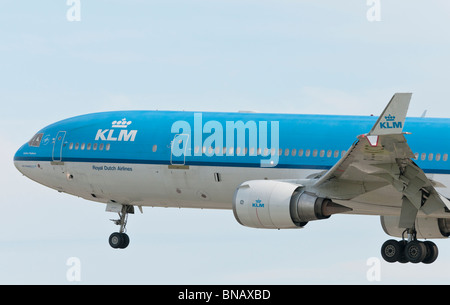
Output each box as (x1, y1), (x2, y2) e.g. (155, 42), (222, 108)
(28, 133), (44, 147)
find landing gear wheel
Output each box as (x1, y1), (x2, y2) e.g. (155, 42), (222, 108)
(422, 241), (438, 264)
(404, 240), (427, 264)
(109, 232), (130, 249)
(121, 233), (130, 248)
(109, 232), (122, 248)
(397, 240), (408, 264)
(381, 239), (402, 263)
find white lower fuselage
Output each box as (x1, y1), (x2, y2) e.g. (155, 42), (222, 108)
(15, 160), (450, 220)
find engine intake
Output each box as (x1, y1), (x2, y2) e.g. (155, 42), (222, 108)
(233, 180), (351, 229)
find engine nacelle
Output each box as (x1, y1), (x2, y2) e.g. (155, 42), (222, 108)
(381, 215), (450, 239)
(233, 180), (349, 229)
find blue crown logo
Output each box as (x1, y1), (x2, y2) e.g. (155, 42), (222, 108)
(385, 114), (395, 122)
(252, 199), (264, 208)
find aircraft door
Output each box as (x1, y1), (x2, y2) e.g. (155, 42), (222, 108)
(53, 131), (66, 162)
(170, 133), (189, 165)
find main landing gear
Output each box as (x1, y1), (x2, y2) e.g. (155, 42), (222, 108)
(108, 205), (134, 249)
(381, 229), (439, 264)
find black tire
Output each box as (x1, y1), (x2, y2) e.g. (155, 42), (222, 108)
(422, 241), (438, 264)
(404, 241), (427, 264)
(381, 239), (402, 263)
(121, 233), (130, 249)
(109, 232), (124, 249)
(397, 240), (408, 264)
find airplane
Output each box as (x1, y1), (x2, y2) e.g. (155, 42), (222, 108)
(13, 93), (450, 264)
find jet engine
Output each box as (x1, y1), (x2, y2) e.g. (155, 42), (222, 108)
(233, 180), (351, 229)
(381, 216), (450, 239)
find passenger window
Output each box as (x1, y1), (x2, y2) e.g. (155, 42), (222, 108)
(75, 143), (79, 150)
(87, 143), (91, 150)
(436, 153), (441, 161)
(106, 144), (111, 151)
(421, 153), (426, 161)
(334, 150), (339, 158)
(428, 153), (434, 161)
(313, 149), (318, 157)
(298, 149), (304, 157)
(69, 143), (74, 150)
(284, 149), (289, 156)
(93, 143), (98, 151)
(81, 143), (85, 150)
(444, 154), (448, 162)
(99, 144), (104, 151)
(320, 150), (325, 157)
(305, 149), (311, 157)
(291, 149), (297, 156)
(153, 145), (158, 152)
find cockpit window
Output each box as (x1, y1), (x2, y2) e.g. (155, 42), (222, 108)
(28, 133), (44, 147)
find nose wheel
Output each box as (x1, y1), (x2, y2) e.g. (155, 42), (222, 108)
(108, 205), (134, 249)
(109, 232), (130, 249)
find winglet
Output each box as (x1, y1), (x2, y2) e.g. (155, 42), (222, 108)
(369, 93), (412, 136)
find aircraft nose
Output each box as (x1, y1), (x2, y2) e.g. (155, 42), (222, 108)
(13, 144), (26, 174)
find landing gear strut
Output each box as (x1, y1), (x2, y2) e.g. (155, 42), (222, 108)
(381, 229), (439, 264)
(108, 205), (133, 249)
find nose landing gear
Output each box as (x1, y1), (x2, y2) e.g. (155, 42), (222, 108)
(108, 205), (134, 249)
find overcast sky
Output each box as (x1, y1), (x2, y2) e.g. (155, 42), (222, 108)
(2, 0), (450, 284)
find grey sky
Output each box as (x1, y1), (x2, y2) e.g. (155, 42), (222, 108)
(2, 0), (450, 284)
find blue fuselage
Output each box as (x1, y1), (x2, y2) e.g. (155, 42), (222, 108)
(13, 111), (450, 174)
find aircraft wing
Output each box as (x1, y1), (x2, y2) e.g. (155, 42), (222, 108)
(312, 93), (449, 228)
